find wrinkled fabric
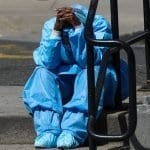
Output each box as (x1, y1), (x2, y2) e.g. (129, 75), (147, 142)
(57, 130), (80, 148)
(34, 132), (57, 148)
(22, 4), (129, 148)
(33, 110), (62, 136)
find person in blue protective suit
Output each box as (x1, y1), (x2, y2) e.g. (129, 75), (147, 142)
(22, 4), (128, 149)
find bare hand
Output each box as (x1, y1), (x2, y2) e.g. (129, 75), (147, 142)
(54, 7), (80, 31)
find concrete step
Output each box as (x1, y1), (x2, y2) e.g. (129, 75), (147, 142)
(0, 86), (35, 144)
(0, 143), (124, 150)
(0, 86), (150, 150)
(0, 86), (126, 145)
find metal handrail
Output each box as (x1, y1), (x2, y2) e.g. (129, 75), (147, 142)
(87, 39), (137, 141)
(85, 0), (150, 149)
(143, 0), (150, 82)
(84, 0), (141, 149)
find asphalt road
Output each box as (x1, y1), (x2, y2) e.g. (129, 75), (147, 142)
(0, 40), (147, 86)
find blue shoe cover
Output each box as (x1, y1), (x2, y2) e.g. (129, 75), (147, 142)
(34, 132), (57, 148)
(57, 131), (79, 148)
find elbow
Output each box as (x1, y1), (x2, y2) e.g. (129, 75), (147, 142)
(33, 52), (56, 69)
(37, 57), (59, 69)
(33, 48), (60, 69)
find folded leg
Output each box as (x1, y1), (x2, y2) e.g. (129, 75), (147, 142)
(58, 65), (118, 148)
(22, 67), (63, 147)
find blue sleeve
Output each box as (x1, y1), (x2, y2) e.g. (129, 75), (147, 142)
(33, 21), (61, 69)
(93, 15), (112, 64)
(68, 15), (112, 68)
(68, 24), (87, 68)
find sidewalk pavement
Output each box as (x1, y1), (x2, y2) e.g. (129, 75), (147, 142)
(0, 0), (144, 42)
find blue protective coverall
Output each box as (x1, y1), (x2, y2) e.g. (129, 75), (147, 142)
(22, 4), (128, 148)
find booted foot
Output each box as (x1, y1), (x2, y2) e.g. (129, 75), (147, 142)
(57, 131), (79, 148)
(34, 132), (57, 148)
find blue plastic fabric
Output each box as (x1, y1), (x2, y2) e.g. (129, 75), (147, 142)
(57, 130), (80, 148)
(34, 132), (57, 148)
(22, 4), (129, 148)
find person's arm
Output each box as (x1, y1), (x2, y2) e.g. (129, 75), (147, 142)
(68, 24), (87, 68)
(68, 15), (112, 68)
(92, 15), (112, 64)
(33, 20), (61, 69)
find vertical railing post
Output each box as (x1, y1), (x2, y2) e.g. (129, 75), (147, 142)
(110, 0), (122, 108)
(85, 0), (98, 149)
(143, 0), (150, 88)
